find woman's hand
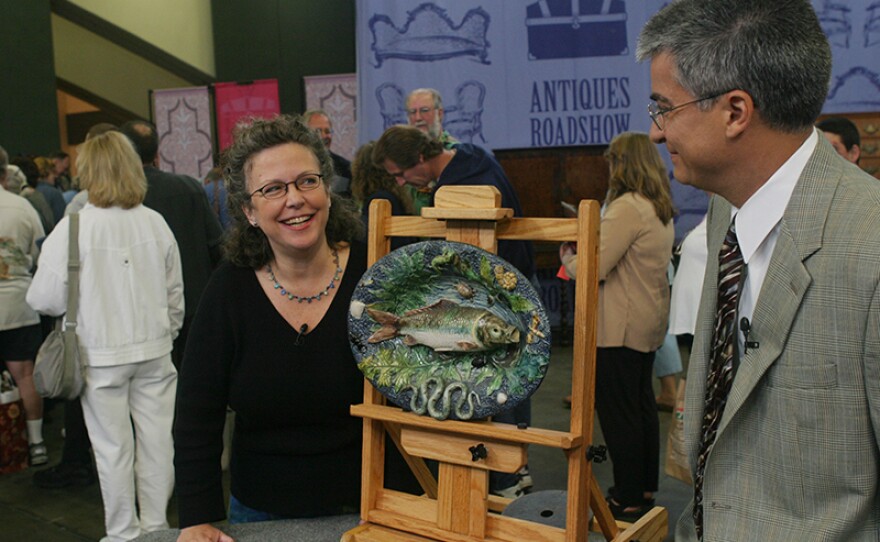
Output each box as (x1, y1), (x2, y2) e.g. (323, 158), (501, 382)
(177, 524), (234, 542)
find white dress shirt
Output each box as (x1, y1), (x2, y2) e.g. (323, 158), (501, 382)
(669, 214), (708, 336)
(732, 129), (818, 352)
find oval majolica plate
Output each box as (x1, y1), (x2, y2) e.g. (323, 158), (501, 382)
(348, 241), (551, 421)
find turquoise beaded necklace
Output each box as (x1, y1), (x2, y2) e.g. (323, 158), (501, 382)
(266, 249), (341, 303)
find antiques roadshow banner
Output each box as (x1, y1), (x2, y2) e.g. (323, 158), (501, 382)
(355, 0), (879, 238)
(356, 0), (878, 148)
(356, 0), (662, 149)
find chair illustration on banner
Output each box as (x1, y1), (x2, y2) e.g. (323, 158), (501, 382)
(368, 3), (491, 67)
(444, 80), (487, 144)
(526, 0), (628, 60)
(375, 83), (407, 129)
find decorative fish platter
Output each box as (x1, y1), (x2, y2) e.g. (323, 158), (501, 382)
(349, 241), (551, 421)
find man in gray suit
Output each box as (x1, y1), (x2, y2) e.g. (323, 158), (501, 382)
(638, 1), (880, 540)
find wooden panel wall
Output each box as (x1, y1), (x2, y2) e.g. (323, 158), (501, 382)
(495, 147), (609, 219)
(495, 146), (609, 269)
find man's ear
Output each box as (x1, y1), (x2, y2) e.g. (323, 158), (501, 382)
(848, 144), (861, 164)
(724, 90), (754, 139)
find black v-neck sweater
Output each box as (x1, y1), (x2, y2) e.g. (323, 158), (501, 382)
(174, 243), (372, 526)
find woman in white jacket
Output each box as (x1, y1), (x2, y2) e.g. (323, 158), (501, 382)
(27, 131), (184, 542)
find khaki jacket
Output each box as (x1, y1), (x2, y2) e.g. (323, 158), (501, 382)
(563, 192), (674, 352)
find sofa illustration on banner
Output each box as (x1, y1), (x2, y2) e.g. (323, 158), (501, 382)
(368, 3), (491, 67)
(526, 0), (628, 60)
(374, 80), (487, 144)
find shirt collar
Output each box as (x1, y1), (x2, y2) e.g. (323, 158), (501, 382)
(732, 129), (818, 264)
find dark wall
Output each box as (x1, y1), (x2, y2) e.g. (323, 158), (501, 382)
(211, 1), (356, 115)
(0, 0), (60, 155)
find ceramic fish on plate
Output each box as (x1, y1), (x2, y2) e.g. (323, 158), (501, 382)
(367, 299), (520, 352)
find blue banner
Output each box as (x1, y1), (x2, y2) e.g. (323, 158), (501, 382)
(357, 1), (666, 148)
(813, 0), (880, 112)
(356, 1), (879, 238)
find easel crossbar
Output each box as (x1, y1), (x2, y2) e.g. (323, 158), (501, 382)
(383, 215), (581, 242)
(351, 403), (581, 449)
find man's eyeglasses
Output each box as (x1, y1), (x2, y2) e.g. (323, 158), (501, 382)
(249, 174), (323, 200)
(647, 91), (731, 130)
(407, 106), (437, 116)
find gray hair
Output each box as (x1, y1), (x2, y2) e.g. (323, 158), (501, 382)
(221, 114), (363, 268)
(407, 88), (444, 110)
(637, 0), (831, 132)
(302, 109), (331, 125)
(5, 164), (25, 193)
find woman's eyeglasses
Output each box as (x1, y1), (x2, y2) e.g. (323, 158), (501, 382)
(249, 174), (323, 200)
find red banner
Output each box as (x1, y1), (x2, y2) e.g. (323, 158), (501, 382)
(214, 79), (281, 151)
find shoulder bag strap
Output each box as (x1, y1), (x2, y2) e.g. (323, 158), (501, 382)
(65, 213), (80, 330)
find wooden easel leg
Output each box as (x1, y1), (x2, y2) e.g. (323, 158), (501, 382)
(589, 474), (620, 539)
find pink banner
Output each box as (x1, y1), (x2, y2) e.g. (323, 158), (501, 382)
(214, 79), (281, 151)
(152, 86), (214, 179)
(305, 73), (357, 161)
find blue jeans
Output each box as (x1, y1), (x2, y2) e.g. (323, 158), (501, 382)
(228, 495), (287, 524)
(653, 334), (682, 378)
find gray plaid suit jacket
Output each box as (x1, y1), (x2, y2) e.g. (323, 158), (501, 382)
(676, 136), (880, 541)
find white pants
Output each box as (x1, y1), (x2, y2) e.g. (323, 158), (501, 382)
(81, 354), (177, 542)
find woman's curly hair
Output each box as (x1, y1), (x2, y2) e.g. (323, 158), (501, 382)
(221, 114), (363, 268)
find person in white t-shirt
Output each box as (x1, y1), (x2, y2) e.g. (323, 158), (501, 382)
(0, 144), (48, 467)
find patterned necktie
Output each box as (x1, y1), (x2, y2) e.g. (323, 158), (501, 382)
(693, 218), (744, 540)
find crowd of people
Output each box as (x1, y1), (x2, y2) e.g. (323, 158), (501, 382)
(1, 1), (878, 539)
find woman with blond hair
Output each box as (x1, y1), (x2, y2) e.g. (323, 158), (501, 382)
(561, 131), (674, 521)
(28, 131), (183, 542)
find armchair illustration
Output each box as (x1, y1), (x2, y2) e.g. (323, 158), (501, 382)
(375, 83), (407, 129)
(444, 80), (487, 144)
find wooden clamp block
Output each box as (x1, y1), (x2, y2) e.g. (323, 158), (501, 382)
(399, 426), (527, 473)
(421, 185), (514, 221)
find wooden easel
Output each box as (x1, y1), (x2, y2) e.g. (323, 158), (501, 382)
(343, 186), (667, 542)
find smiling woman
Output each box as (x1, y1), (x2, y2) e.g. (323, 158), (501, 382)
(173, 116), (420, 542)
